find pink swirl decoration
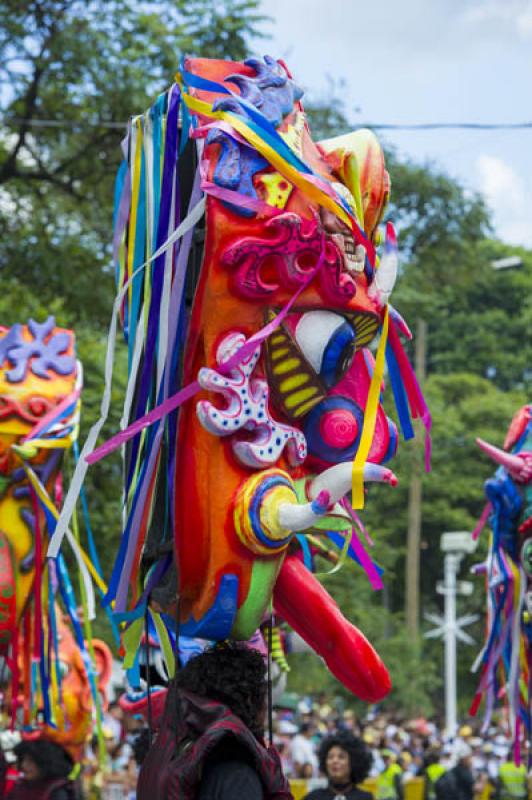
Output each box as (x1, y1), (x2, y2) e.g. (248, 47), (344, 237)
(221, 212), (356, 304)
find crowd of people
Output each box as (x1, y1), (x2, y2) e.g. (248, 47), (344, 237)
(0, 704), (147, 800)
(0, 672), (530, 798)
(271, 693), (530, 798)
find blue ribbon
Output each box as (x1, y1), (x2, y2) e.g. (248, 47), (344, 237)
(326, 530), (384, 577)
(48, 569), (63, 707)
(296, 534), (313, 570)
(103, 417), (162, 607)
(56, 555), (99, 710)
(385, 341), (414, 440)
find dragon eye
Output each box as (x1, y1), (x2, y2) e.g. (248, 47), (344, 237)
(295, 311), (355, 388)
(521, 539), (532, 576)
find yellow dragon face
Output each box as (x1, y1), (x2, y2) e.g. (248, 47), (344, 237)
(0, 317), (79, 642)
(0, 318), (107, 753)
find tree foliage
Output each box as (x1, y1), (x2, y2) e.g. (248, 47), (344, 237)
(0, 0), (265, 325)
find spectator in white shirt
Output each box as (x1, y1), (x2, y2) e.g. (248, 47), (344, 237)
(291, 722), (319, 777)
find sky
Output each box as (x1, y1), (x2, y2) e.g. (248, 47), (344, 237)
(253, 0), (532, 248)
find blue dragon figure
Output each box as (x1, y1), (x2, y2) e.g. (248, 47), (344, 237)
(472, 405), (532, 751)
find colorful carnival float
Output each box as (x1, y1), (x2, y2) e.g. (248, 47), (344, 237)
(0, 317), (111, 758)
(51, 54), (431, 712)
(471, 405), (532, 756)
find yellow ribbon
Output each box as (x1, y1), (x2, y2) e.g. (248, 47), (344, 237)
(315, 529), (352, 578)
(351, 306), (390, 508)
(122, 617), (144, 669)
(151, 609), (176, 679)
(72, 505), (107, 768)
(20, 462), (61, 519)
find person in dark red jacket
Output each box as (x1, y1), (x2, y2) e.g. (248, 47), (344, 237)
(0, 747), (6, 798)
(138, 641), (293, 799)
(8, 740), (77, 800)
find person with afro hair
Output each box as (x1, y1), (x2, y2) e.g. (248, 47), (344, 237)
(9, 739), (78, 800)
(137, 641), (292, 799)
(303, 732), (373, 799)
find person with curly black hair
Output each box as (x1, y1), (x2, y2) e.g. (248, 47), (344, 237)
(8, 740), (78, 800)
(137, 641), (292, 799)
(303, 732), (373, 800)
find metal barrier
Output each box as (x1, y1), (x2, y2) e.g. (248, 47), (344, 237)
(289, 776), (495, 799)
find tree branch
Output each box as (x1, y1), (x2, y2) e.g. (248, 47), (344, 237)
(0, 6), (66, 184)
(0, 61), (45, 183)
(52, 129), (118, 176)
(15, 166), (82, 199)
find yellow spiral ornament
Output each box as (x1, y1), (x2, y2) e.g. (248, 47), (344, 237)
(234, 469), (298, 557)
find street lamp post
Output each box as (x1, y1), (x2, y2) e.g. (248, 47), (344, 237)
(443, 550), (460, 737)
(424, 532), (479, 738)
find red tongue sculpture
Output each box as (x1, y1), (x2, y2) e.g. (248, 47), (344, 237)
(274, 555), (391, 702)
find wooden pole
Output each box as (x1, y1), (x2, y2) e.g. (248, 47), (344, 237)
(405, 318), (426, 638)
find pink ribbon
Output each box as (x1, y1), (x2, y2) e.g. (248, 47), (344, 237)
(340, 497), (382, 590)
(347, 526), (384, 591)
(21, 388), (81, 444)
(341, 497), (374, 547)
(472, 502), (492, 541)
(388, 318), (432, 471)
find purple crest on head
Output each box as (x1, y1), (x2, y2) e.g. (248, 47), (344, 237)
(221, 55), (304, 126)
(0, 316), (76, 383)
(206, 56), (303, 219)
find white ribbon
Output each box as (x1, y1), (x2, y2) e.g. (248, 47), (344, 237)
(48, 194), (206, 558)
(64, 527), (96, 620)
(120, 302), (145, 432)
(156, 156), (178, 393)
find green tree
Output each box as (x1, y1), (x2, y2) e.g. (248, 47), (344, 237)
(387, 156), (532, 391)
(0, 0), (266, 326)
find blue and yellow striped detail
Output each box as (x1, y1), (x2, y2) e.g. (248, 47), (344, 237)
(234, 469), (297, 556)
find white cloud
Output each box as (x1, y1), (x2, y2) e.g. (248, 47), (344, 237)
(477, 154), (532, 246)
(517, 7), (532, 37)
(477, 155), (526, 212)
(460, 0), (532, 41)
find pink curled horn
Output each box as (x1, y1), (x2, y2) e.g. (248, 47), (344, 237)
(476, 438), (532, 483)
